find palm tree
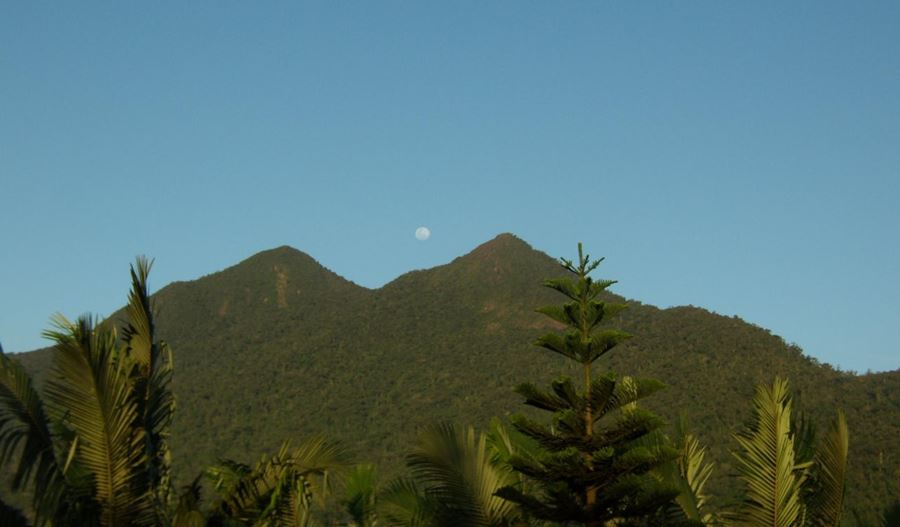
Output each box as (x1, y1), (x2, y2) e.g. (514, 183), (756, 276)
(0, 257), (175, 526)
(2, 259), (351, 527)
(728, 378), (848, 527)
(648, 420), (717, 526)
(204, 437), (348, 526)
(0, 340), (71, 525)
(379, 423), (522, 527)
(806, 410), (849, 527)
(661, 378), (849, 527)
(343, 464), (379, 527)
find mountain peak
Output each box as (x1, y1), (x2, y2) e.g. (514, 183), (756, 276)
(251, 245), (310, 259)
(196, 244), (369, 303)
(488, 232), (529, 245)
(236, 245), (326, 273)
(422, 233), (562, 290)
(466, 232), (536, 259)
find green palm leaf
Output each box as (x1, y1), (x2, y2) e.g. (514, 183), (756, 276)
(120, 257), (176, 521)
(378, 477), (433, 527)
(0, 345), (70, 524)
(121, 258), (175, 448)
(171, 475), (207, 527)
(43, 316), (146, 526)
(808, 411), (848, 527)
(405, 424), (518, 527)
(1, 259), (179, 526)
(209, 437), (347, 525)
(344, 464), (379, 526)
(731, 377), (806, 527)
(664, 431), (716, 526)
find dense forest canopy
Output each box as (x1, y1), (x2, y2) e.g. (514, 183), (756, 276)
(6, 234), (899, 525)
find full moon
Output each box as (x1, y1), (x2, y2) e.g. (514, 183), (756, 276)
(415, 226), (431, 241)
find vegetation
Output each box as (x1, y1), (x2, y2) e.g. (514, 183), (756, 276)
(497, 244), (677, 524)
(727, 378), (849, 527)
(660, 422), (717, 525)
(378, 423), (521, 527)
(0, 261), (346, 526)
(0, 258), (174, 526)
(4, 234), (897, 525)
(202, 437), (347, 526)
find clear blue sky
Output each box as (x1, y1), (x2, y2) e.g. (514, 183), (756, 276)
(2, 2), (898, 372)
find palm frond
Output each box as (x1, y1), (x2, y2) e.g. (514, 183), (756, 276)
(209, 438), (347, 525)
(0, 347), (69, 523)
(485, 417), (542, 472)
(378, 477), (434, 527)
(171, 475), (206, 527)
(808, 411), (849, 527)
(791, 412), (817, 467)
(344, 464), (378, 526)
(261, 471), (314, 527)
(406, 424), (518, 527)
(731, 377), (806, 527)
(670, 433), (717, 525)
(121, 256), (155, 369)
(120, 257), (176, 523)
(208, 449), (284, 522)
(43, 316), (146, 526)
(289, 435), (349, 476)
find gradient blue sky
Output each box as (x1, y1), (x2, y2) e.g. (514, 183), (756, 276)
(2, 2), (898, 372)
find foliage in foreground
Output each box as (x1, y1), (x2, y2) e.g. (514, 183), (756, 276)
(0, 258), (175, 526)
(643, 377), (850, 527)
(377, 423), (522, 527)
(496, 244), (678, 525)
(727, 378), (849, 527)
(0, 260), (344, 527)
(12, 236), (895, 523)
(0, 245), (860, 526)
(203, 437), (347, 526)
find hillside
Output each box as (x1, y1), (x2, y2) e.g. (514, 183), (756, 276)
(11, 233), (900, 525)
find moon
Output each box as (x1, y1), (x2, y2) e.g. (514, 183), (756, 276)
(415, 226), (431, 241)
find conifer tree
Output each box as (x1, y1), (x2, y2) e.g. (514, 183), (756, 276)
(497, 244), (678, 526)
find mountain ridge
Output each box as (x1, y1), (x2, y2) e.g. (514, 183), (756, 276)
(9, 233), (899, 524)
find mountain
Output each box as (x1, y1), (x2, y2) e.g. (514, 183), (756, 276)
(11, 233), (900, 524)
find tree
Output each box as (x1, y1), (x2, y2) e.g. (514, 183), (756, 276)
(1, 259), (350, 527)
(646, 418), (718, 526)
(204, 437), (348, 526)
(343, 464), (379, 527)
(728, 378), (849, 527)
(0, 257), (175, 526)
(379, 423), (522, 527)
(657, 377), (850, 527)
(497, 244), (678, 526)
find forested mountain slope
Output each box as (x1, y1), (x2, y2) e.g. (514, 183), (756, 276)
(14, 233), (899, 524)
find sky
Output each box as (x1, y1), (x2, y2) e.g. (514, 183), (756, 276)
(1, 2), (898, 373)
